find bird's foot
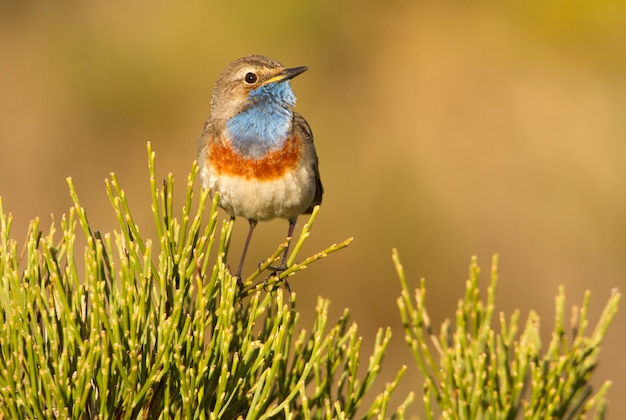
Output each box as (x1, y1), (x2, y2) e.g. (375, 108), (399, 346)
(268, 261), (288, 273)
(263, 262), (292, 296)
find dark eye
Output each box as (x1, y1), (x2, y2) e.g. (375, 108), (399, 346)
(244, 72), (257, 84)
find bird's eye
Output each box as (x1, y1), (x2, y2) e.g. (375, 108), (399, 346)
(244, 72), (258, 84)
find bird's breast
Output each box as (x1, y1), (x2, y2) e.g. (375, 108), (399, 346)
(208, 134), (301, 181)
(201, 132), (316, 221)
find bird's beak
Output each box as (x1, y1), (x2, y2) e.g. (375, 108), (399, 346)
(263, 66), (308, 85)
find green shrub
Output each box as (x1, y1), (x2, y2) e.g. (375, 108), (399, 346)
(0, 143), (619, 418)
(395, 251), (620, 419)
(0, 143), (409, 419)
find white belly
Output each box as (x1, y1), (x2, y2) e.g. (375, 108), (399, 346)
(200, 165), (316, 221)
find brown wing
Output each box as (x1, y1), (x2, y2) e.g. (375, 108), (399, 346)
(196, 118), (216, 162)
(294, 112), (323, 214)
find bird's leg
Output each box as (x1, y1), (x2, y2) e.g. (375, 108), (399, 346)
(265, 218), (295, 296)
(269, 218), (297, 273)
(234, 219), (257, 286)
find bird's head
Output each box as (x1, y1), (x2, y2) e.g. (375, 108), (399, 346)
(210, 55), (308, 121)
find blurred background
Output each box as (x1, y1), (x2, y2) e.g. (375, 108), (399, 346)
(1, 0), (625, 416)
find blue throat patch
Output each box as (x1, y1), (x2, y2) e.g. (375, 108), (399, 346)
(226, 81), (296, 159)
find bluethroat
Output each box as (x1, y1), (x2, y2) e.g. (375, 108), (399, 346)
(197, 55), (323, 284)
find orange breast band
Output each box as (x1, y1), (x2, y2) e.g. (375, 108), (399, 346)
(209, 135), (301, 180)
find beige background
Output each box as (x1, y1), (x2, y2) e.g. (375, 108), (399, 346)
(1, 1), (625, 416)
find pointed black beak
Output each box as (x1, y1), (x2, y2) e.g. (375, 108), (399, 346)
(283, 66), (308, 80)
(263, 66), (309, 85)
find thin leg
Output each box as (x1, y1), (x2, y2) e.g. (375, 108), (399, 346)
(274, 218), (297, 296)
(235, 219), (257, 282)
(281, 218), (297, 267)
(270, 218), (297, 272)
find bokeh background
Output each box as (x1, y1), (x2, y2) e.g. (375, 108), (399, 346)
(1, 1), (625, 416)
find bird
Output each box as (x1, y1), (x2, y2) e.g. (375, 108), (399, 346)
(196, 55), (323, 285)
